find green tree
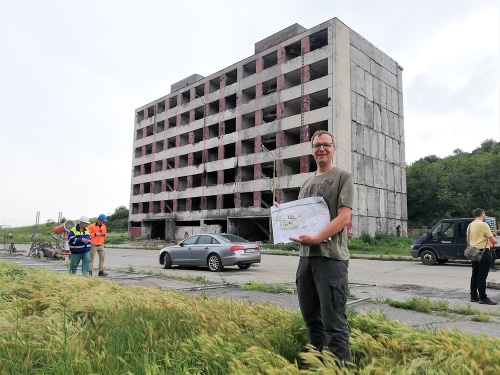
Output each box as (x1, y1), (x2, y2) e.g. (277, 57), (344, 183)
(106, 206), (129, 231)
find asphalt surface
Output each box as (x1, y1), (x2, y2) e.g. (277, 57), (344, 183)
(2, 244), (500, 339)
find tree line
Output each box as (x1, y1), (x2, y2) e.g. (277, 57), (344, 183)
(407, 139), (500, 226)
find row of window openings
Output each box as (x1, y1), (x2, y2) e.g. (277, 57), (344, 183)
(136, 85), (329, 142)
(137, 37), (328, 124)
(132, 155), (316, 195)
(133, 118), (327, 162)
(131, 187), (301, 213)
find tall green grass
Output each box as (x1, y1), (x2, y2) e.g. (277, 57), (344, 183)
(1, 261), (499, 374)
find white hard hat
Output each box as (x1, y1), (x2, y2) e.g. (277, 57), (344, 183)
(79, 216), (90, 224)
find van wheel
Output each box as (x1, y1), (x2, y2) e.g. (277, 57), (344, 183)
(437, 259), (449, 264)
(421, 250), (437, 265)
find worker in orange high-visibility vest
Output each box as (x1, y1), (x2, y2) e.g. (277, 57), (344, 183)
(88, 214), (108, 276)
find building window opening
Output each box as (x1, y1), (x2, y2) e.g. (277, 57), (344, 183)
(309, 29), (328, 52)
(262, 78), (277, 96)
(194, 106), (204, 120)
(261, 161), (274, 180)
(225, 69), (237, 86)
(193, 128), (203, 143)
(283, 98), (302, 118)
(166, 158), (175, 170)
(241, 139), (255, 155)
(209, 99), (220, 115)
(208, 147), (218, 162)
(136, 111), (144, 124)
(192, 173), (202, 188)
(191, 196), (201, 210)
(262, 105), (277, 123)
(310, 59), (328, 81)
(168, 116), (176, 128)
(134, 147), (142, 158)
(282, 187), (300, 203)
(208, 124), (219, 139)
(178, 154), (188, 168)
(145, 144), (152, 155)
(260, 190), (273, 209)
(155, 140), (164, 153)
(135, 129), (142, 140)
(164, 200), (173, 213)
(154, 160), (162, 172)
(146, 125), (154, 137)
(169, 96), (178, 109)
(157, 101), (166, 113)
(177, 199), (186, 212)
(154, 181), (162, 194)
(153, 201), (161, 214)
(284, 41), (302, 62)
(308, 120), (328, 135)
(167, 137), (176, 149)
(308, 154), (316, 172)
(261, 134), (276, 151)
(243, 60), (256, 77)
(178, 176), (187, 191)
(309, 90), (330, 111)
(284, 68), (301, 89)
(132, 204), (139, 215)
(195, 84), (204, 98)
(165, 178), (174, 191)
(144, 163), (152, 175)
(240, 165), (254, 181)
(283, 128), (300, 146)
(240, 192), (253, 208)
(224, 143), (235, 158)
(180, 111), (190, 125)
(133, 184), (140, 195)
(223, 194), (235, 208)
(156, 120), (165, 133)
(283, 157), (300, 176)
(206, 195), (217, 210)
(263, 51), (278, 69)
(224, 168), (236, 184)
(141, 202), (149, 215)
(242, 112), (255, 129)
(143, 182), (151, 194)
(225, 94), (237, 110)
(179, 133), (189, 146)
(181, 90), (190, 105)
(206, 171), (217, 186)
(147, 106), (154, 118)
(133, 165), (141, 177)
(242, 86), (256, 103)
(193, 151), (202, 166)
(209, 77), (220, 93)
(224, 118), (236, 135)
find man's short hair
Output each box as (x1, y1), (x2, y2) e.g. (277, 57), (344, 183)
(472, 208), (484, 218)
(311, 130), (335, 147)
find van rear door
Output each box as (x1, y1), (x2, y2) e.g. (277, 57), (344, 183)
(456, 219), (473, 258)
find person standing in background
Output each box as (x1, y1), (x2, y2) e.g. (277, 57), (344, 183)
(88, 214), (108, 276)
(485, 220), (498, 271)
(468, 209), (497, 305)
(67, 216), (92, 276)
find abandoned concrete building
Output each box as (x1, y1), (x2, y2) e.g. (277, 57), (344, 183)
(129, 17), (407, 242)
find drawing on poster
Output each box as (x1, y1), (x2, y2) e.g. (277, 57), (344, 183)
(270, 197), (330, 244)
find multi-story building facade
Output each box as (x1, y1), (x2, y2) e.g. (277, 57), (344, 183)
(129, 18), (407, 241)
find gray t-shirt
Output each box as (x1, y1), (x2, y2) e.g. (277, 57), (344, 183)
(297, 167), (354, 260)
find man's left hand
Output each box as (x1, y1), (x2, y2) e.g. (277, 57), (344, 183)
(289, 234), (321, 246)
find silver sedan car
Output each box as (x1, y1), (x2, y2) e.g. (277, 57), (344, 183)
(159, 233), (261, 272)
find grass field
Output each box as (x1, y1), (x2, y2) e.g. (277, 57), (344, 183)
(1, 261), (499, 374)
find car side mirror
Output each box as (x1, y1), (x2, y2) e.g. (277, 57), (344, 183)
(179, 242), (184, 247)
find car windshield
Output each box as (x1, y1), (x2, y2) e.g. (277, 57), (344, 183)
(218, 234), (249, 243)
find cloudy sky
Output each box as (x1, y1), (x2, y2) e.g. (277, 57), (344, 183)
(1, 0), (499, 227)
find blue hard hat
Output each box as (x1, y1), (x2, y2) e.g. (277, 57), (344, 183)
(98, 214), (107, 222)
(485, 219), (491, 225)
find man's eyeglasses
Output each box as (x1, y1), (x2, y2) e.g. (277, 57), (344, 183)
(312, 143), (334, 149)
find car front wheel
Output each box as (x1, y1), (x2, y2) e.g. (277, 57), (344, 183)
(207, 254), (223, 272)
(420, 250), (437, 265)
(163, 253), (172, 269)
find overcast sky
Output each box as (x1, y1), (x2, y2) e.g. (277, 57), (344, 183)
(1, 0), (499, 227)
